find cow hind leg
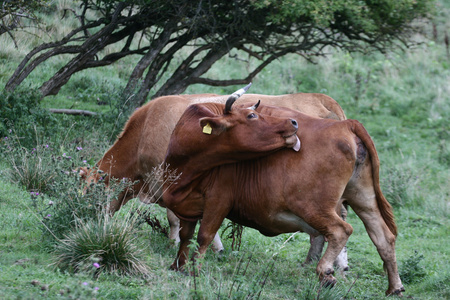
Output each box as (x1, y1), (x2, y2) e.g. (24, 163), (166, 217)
(344, 185), (404, 295)
(211, 232), (224, 253)
(165, 209), (224, 253)
(166, 209), (181, 244)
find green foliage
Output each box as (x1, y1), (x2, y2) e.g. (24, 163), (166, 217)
(252, 0), (433, 32)
(0, 1), (448, 299)
(399, 251), (427, 285)
(0, 88), (58, 148)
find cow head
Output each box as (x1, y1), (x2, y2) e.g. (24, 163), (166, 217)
(198, 101), (300, 153)
(78, 166), (106, 186)
(166, 85), (300, 170)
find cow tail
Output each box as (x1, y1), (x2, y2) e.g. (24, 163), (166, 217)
(349, 120), (398, 237)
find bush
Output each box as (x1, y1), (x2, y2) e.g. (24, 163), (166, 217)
(0, 88), (58, 148)
(53, 212), (150, 277)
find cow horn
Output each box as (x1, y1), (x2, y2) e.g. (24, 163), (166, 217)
(250, 100), (260, 110)
(224, 82), (252, 114)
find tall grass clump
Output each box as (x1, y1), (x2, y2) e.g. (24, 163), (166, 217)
(381, 166), (420, 208)
(2, 135), (58, 193)
(295, 275), (354, 300)
(54, 212), (150, 277)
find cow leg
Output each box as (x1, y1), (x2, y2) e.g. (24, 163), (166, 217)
(305, 235), (325, 264)
(305, 204), (349, 271)
(211, 232), (224, 253)
(334, 203), (349, 271)
(315, 217), (353, 287)
(353, 208), (403, 295)
(170, 219), (197, 271)
(165, 209), (223, 253)
(345, 170), (404, 295)
(191, 208), (229, 271)
(346, 195), (404, 295)
(166, 209), (181, 244)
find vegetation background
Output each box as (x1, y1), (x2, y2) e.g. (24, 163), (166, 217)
(0, 0), (449, 299)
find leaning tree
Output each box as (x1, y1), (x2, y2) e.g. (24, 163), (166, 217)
(5, 0), (433, 107)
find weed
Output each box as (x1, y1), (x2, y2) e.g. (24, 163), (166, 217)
(399, 250), (427, 285)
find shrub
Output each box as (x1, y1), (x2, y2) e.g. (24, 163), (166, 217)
(0, 88), (58, 148)
(53, 212), (150, 277)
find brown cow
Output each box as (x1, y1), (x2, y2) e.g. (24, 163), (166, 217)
(163, 98), (404, 296)
(79, 85), (348, 265)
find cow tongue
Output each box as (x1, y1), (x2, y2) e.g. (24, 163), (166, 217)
(285, 134), (301, 152)
(293, 135), (301, 152)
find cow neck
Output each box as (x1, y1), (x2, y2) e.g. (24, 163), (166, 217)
(164, 150), (236, 200)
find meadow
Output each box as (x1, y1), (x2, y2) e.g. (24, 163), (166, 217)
(0, 1), (449, 299)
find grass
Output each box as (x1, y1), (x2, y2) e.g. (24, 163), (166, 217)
(0, 1), (449, 298)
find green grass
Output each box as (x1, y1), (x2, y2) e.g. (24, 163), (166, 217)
(0, 1), (449, 298)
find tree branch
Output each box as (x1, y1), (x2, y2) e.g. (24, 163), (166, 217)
(49, 109), (97, 116)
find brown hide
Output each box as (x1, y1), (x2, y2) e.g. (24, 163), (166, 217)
(79, 91), (348, 263)
(85, 93), (345, 212)
(163, 103), (404, 296)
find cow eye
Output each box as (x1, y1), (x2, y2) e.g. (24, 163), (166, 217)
(247, 113), (257, 119)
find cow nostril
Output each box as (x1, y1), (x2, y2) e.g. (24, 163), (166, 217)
(291, 119), (298, 129)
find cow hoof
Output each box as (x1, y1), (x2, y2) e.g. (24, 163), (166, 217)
(320, 274), (337, 288)
(169, 264), (190, 276)
(386, 286), (405, 297)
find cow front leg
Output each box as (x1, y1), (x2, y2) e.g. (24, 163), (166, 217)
(191, 207), (229, 272)
(305, 204), (349, 271)
(170, 219), (197, 272)
(316, 219), (353, 287)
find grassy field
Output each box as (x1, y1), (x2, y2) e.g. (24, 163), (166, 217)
(0, 1), (449, 299)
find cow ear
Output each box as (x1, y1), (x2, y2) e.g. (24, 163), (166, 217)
(199, 117), (229, 135)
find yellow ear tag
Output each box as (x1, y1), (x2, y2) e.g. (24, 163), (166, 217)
(202, 123), (212, 134)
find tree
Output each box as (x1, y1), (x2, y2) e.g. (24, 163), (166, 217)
(4, 0), (433, 107)
(0, 0), (49, 48)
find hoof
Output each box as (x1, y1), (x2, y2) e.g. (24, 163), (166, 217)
(169, 264), (189, 276)
(386, 286), (405, 296)
(319, 274), (337, 288)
